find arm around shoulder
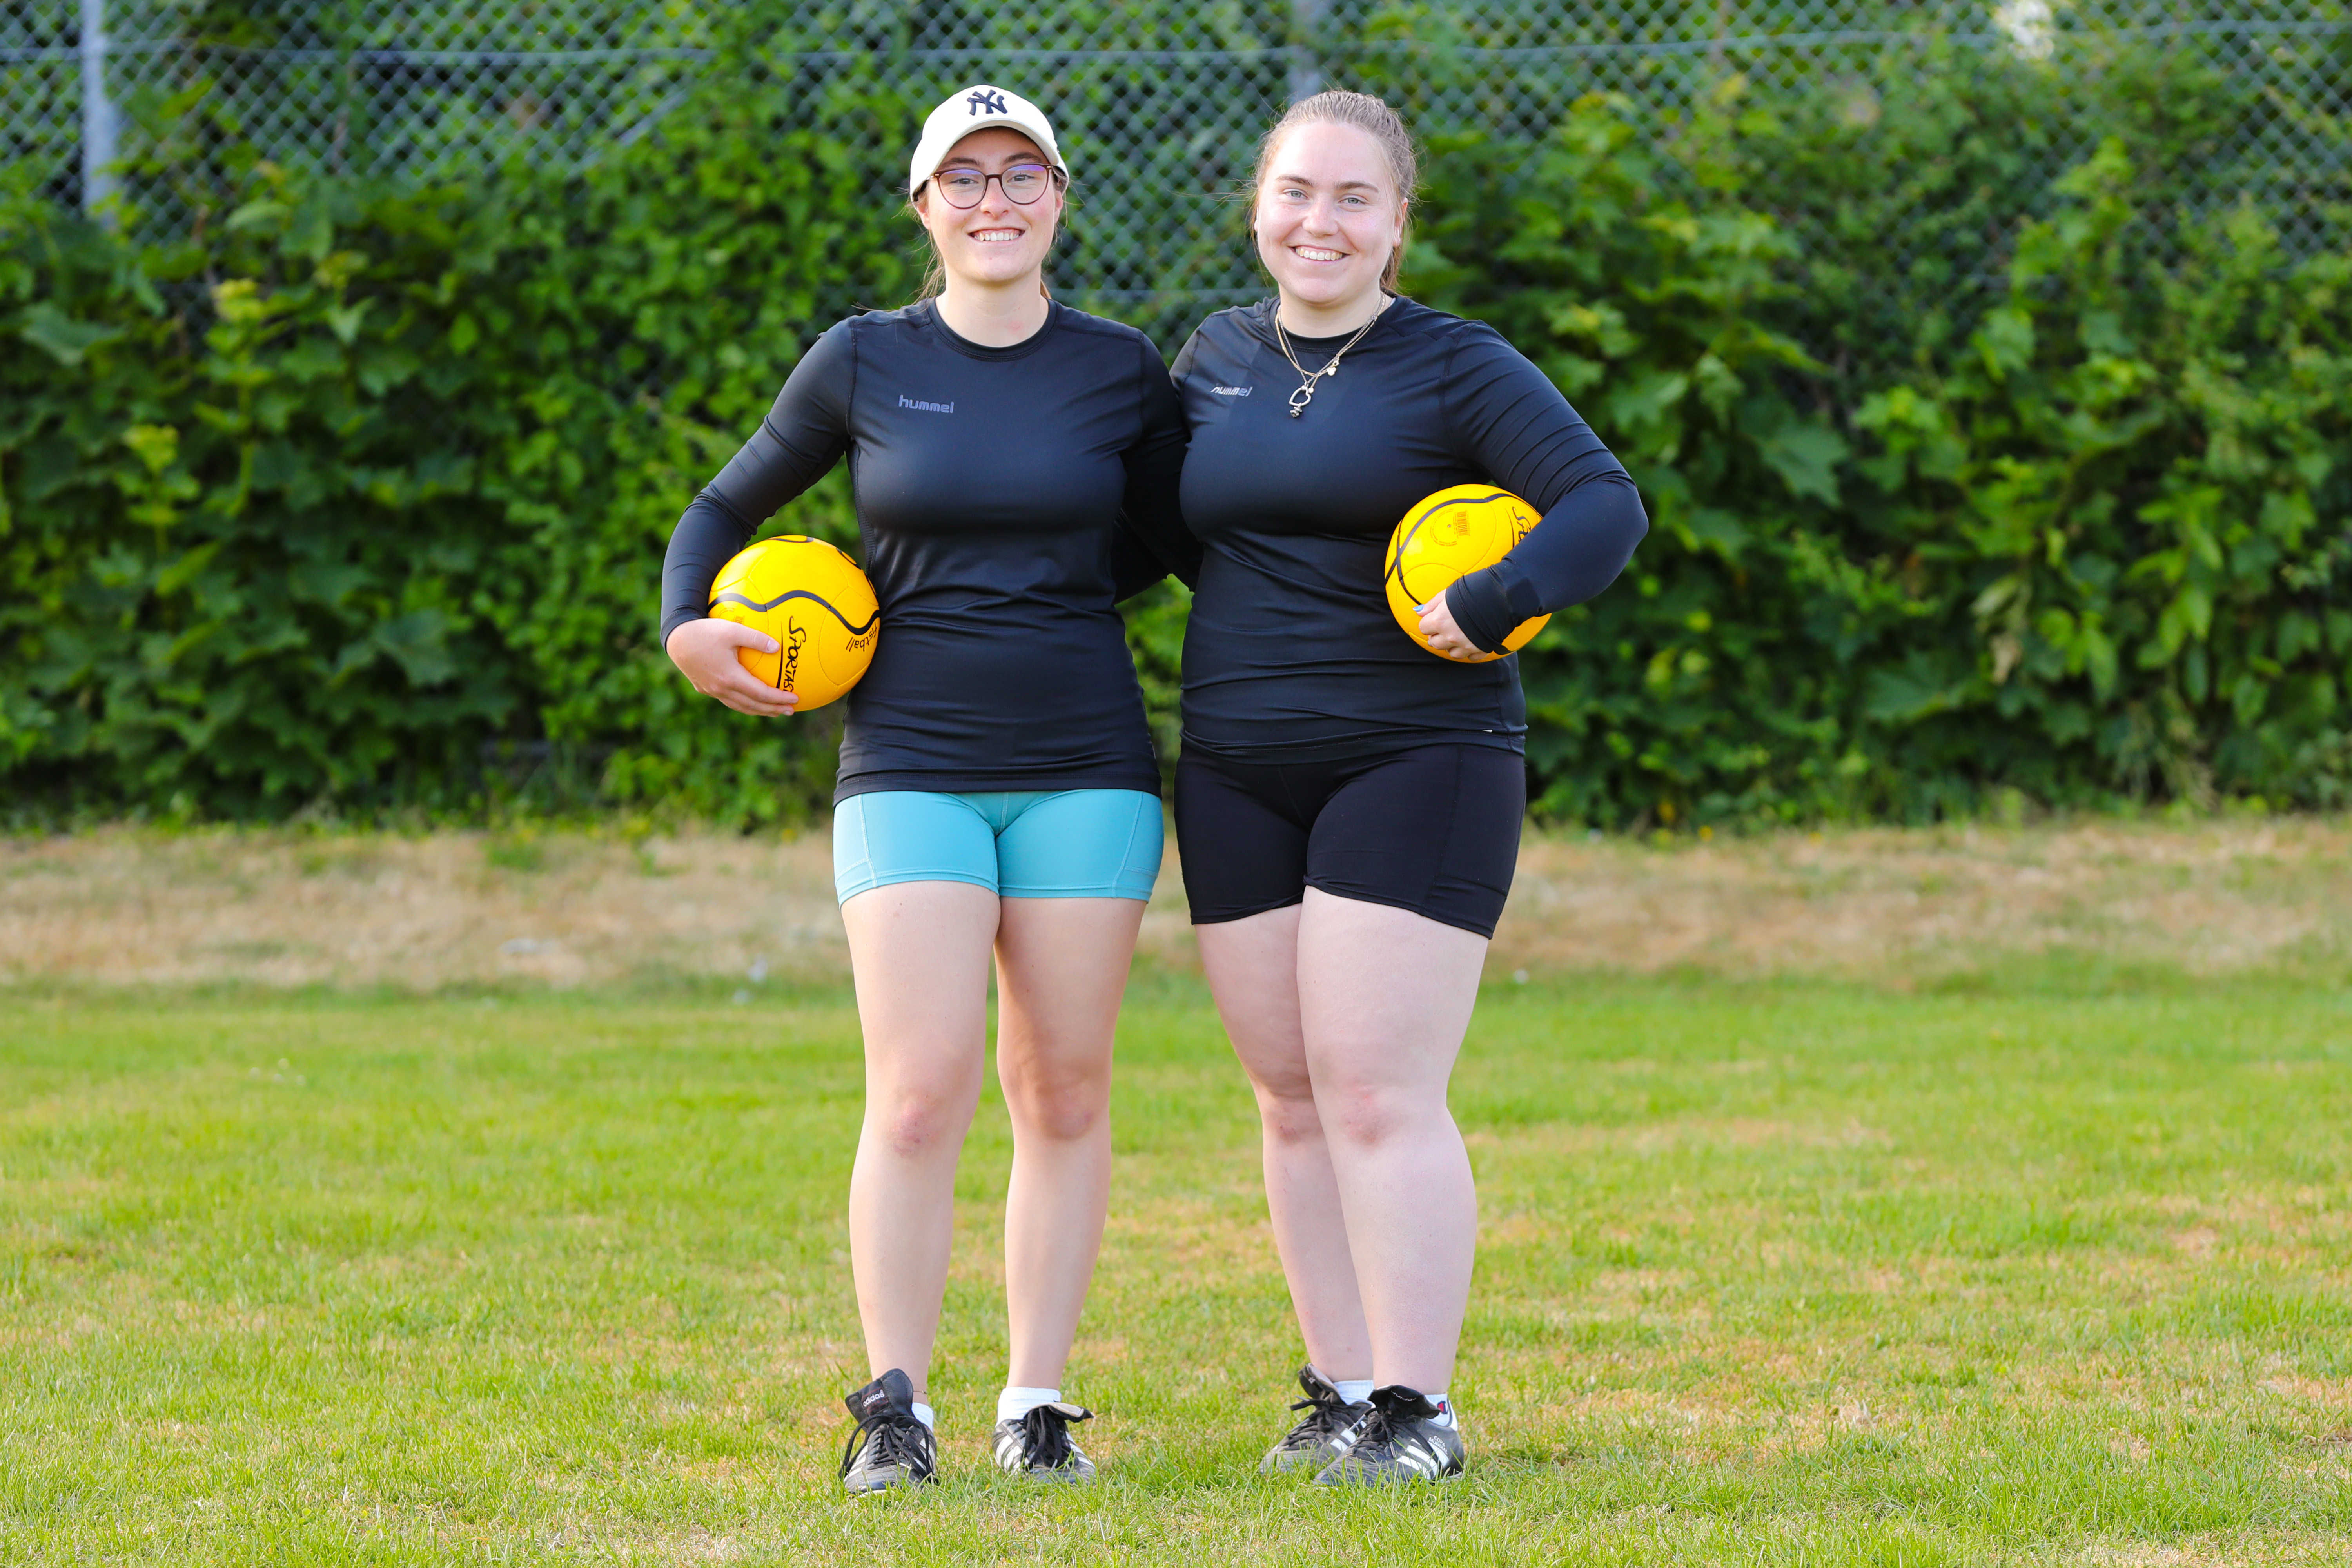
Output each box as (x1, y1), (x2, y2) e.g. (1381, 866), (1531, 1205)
(1112, 329), (1201, 596)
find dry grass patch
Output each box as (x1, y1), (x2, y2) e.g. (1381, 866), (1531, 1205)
(1494, 815), (2352, 982)
(7, 815), (2352, 992)
(0, 826), (847, 990)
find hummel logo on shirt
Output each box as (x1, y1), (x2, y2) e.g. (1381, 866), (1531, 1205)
(1211, 385), (1252, 397)
(899, 395), (955, 413)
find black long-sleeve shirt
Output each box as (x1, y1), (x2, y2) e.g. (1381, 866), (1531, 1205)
(1171, 296), (1646, 760)
(659, 299), (1195, 800)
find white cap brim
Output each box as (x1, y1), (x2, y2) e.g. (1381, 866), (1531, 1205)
(909, 84), (1067, 195)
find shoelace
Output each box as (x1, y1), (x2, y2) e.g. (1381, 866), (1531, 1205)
(1288, 1382), (1357, 1442)
(1350, 1387), (1441, 1461)
(842, 1410), (927, 1478)
(1347, 1402), (1402, 1455)
(1016, 1402), (1090, 1469)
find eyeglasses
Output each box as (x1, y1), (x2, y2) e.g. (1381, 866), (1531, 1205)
(930, 163), (1057, 209)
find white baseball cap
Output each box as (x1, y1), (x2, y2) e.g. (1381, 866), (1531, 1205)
(907, 85), (1068, 196)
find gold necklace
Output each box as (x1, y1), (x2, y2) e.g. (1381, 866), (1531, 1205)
(1273, 300), (1385, 418)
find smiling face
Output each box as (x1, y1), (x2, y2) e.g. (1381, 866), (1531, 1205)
(914, 127), (1063, 291)
(1252, 120), (1408, 318)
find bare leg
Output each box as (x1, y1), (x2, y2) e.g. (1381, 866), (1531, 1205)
(1196, 906), (1372, 1381)
(993, 897), (1145, 1389)
(840, 881), (1000, 1401)
(1295, 888), (1485, 1393)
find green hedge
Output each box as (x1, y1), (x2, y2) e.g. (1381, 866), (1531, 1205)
(4, 76), (913, 824)
(1416, 73), (2352, 823)
(5, 55), (2349, 828)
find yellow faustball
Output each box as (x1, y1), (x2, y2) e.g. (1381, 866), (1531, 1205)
(706, 535), (879, 711)
(1383, 485), (1551, 662)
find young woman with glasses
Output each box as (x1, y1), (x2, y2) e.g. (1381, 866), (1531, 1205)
(1167, 91), (1648, 1484)
(660, 84), (1196, 1492)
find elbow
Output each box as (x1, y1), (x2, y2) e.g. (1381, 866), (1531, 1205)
(1595, 482), (1649, 584)
(1534, 479), (1650, 615)
(1613, 480), (1651, 554)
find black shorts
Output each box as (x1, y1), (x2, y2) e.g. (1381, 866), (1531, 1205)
(1174, 743), (1526, 938)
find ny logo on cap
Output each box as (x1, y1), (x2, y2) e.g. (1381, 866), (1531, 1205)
(966, 89), (1008, 116)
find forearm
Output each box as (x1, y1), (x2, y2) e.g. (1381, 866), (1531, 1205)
(1111, 512), (1201, 599)
(1445, 475), (1647, 654)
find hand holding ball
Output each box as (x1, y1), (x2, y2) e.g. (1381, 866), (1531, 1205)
(695, 536), (879, 713)
(1383, 486), (1550, 662)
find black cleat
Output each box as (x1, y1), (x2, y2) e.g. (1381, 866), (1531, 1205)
(993, 1401), (1097, 1481)
(840, 1369), (937, 1494)
(1312, 1384), (1465, 1486)
(1260, 1365), (1371, 1475)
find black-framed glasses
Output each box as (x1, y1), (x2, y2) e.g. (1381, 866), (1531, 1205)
(931, 164), (1057, 209)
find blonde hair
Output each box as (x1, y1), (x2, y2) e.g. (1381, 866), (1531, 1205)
(1250, 90), (1421, 291)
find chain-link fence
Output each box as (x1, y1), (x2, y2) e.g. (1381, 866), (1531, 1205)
(8, 1), (2350, 341)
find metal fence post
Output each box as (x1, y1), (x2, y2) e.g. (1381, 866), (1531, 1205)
(1289, 0), (1325, 102)
(80, 0), (121, 219)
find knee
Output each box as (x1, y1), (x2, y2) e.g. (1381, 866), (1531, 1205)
(1002, 1067), (1109, 1143)
(1321, 1080), (1417, 1153)
(1023, 1089), (1105, 1143)
(1252, 1074), (1325, 1148)
(871, 1081), (972, 1158)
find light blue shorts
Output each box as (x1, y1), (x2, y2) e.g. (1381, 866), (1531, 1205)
(832, 789), (1165, 904)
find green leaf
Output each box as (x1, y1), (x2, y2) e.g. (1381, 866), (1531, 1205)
(155, 540), (224, 597)
(1757, 420), (1847, 506)
(375, 610), (458, 688)
(225, 200), (292, 234)
(1680, 508), (1750, 563)
(20, 303), (123, 368)
(1864, 655), (1969, 724)
(122, 424), (181, 477)
(287, 192), (334, 261)
(326, 302), (371, 345)
(288, 561), (371, 608)
(2080, 624), (2119, 700)
(1975, 306), (2035, 377)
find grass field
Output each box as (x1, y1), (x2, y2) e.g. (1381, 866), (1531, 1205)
(4, 976), (2349, 1564)
(4, 826), (2351, 1563)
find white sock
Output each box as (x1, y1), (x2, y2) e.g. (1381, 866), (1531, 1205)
(910, 1401), (936, 1430)
(997, 1385), (1061, 1424)
(1334, 1378), (1375, 1405)
(1423, 1390), (1457, 1430)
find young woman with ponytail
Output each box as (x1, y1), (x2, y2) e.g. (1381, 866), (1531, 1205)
(1168, 91), (1648, 1485)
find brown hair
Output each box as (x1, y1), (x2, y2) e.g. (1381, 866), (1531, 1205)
(1249, 90), (1421, 291)
(906, 141), (1067, 302)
